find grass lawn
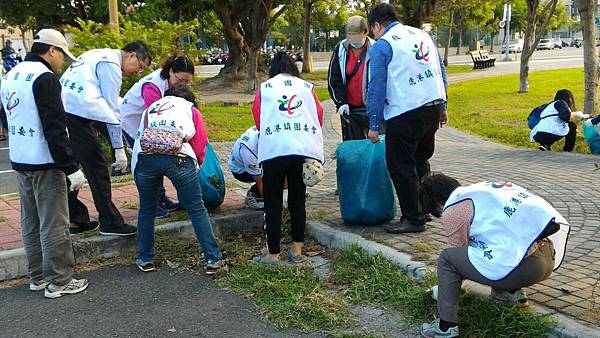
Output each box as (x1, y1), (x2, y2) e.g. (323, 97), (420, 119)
(446, 64), (474, 74)
(199, 101), (254, 142)
(301, 70), (328, 82)
(448, 68), (591, 154)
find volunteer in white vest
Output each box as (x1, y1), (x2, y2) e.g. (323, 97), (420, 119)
(327, 15), (375, 141)
(131, 86), (223, 274)
(0, 29), (89, 298)
(419, 173), (569, 338)
(121, 55), (195, 218)
(61, 41), (152, 236)
(530, 89), (588, 152)
(366, 3), (448, 234)
(228, 126), (265, 209)
(252, 52), (324, 265)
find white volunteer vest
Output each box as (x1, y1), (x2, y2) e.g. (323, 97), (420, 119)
(228, 126), (259, 174)
(120, 69), (169, 137)
(379, 24), (446, 121)
(257, 74), (324, 164)
(530, 101), (570, 142)
(61, 49), (122, 124)
(131, 96), (198, 174)
(444, 182), (570, 280)
(1, 61), (55, 165)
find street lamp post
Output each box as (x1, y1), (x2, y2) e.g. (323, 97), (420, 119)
(108, 0), (119, 33)
(503, 2), (512, 62)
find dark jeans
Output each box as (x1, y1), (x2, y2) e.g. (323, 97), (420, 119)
(385, 105), (441, 225)
(66, 114), (124, 229)
(124, 132), (170, 204)
(341, 107), (369, 141)
(134, 154), (222, 264)
(262, 156), (306, 254)
(533, 121), (577, 152)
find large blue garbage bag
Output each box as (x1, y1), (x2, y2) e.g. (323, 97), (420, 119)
(583, 122), (600, 154)
(336, 139), (396, 225)
(198, 143), (226, 209)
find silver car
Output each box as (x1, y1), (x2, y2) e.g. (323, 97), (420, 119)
(537, 38), (555, 50)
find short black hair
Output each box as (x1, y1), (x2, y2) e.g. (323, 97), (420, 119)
(554, 89), (576, 111)
(160, 55), (195, 79)
(123, 40), (152, 65)
(165, 85), (196, 106)
(269, 51), (300, 78)
(422, 173), (461, 218)
(30, 42), (52, 56)
(367, 3), (399, 30)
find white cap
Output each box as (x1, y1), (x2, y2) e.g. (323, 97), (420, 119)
(33, 29), (77, 61)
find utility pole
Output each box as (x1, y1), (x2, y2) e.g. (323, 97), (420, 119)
(108, 0), (120, 33)
(502, 2), (512, 62)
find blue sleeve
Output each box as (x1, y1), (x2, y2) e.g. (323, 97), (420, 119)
(367, 40), (392, 132)
(97, 62), (123, 148)
(439, 53), (448, 112)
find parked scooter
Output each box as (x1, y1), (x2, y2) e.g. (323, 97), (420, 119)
(2, 53), (19, 73)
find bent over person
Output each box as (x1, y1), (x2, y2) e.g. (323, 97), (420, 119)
(0, 29), (89, 298)
(419, 174), (569, 337)
(61, 41), (152, 236)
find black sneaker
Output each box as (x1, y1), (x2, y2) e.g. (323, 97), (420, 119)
(384, 219), (426, 234)
(69, 221), (99, 235)
(99, 224), (137, 236)
(538, 144), (550, 151)
(160, 198), (180, 212)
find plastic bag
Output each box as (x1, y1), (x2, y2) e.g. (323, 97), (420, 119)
(583, 121), (600, 154)
(198, 143), (226, 209)
(336, 138), (396, 225)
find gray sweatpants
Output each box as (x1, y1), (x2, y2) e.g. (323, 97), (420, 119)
(437, 242), (555, 322)
(17, 169), (75, 286)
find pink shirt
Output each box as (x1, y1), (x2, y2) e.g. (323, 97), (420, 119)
(141, 83), (163, 108)
(189, 107), (207, 164)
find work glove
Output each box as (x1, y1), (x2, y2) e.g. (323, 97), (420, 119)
(337, 104), (350, 116)
(426, 285), (439, 301)
(111, 147), (128, 174)
(573, 111), (590, 120)
(67, 169), (86, 192)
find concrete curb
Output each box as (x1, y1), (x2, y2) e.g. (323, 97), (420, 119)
(0, 209), (264, 282)
(306, 221), (600, 338)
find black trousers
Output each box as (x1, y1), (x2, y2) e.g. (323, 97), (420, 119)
(533, 121), (577, 152)
(66, 114), (125, 228)
(262, 156), (306, 254)
(385, 105), (442, 225)
(341, 107), (369, 141)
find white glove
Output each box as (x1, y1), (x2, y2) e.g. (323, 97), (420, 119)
(111, 147), (128, 173)
(574, 111), (590, 120)
(426, 285), (438, 301)
(337, 104), (350, 116)
(585, 119), (593, 127)
(67, 169), (86, 192)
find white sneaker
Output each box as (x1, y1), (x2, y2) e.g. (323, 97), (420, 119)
(421, 318), (459, 338)
(245, 191), (264, 210)
(29, 280), (49, 291)
(44, 278), (89, 299)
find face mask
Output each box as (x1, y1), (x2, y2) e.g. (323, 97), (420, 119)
(350, 38), (366, 49)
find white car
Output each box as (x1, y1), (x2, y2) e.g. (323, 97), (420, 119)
(537, 39), (555, 50)
(501, 39), (523, 53)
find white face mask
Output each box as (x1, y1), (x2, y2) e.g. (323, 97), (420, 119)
(350, 38), (366, 49)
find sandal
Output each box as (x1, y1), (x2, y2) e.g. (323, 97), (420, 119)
(491, 288), (529, 307)
(253, 255), (281, 266)
(286, 250), (306, 263)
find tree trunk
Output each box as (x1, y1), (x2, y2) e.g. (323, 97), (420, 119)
(247, 47), (259, 92)
(490, 33), (496, 53)
(18, 26), (28, 52)
(575, 0), (599, 115)
(444, 11), (454, 67)
(456, 27), (463, 55)
(214, 6), (247, 79)
(302, 1), (314, 73)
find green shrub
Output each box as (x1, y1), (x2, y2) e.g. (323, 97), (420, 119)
(68, 18), (202, 95)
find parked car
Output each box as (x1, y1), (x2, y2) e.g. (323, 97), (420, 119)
(553, 38), (563, 49)
(537, 38), (554, 50)
(501, 39), (524, 53)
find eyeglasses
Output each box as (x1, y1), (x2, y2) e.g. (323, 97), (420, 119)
(173, 72), (192, 85)
(135, 54), (147, 73)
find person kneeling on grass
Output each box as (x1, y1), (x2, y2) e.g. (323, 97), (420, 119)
(228, 125), (264, 210)
(419, 174), (570, 338)
(131, 85), (223, 274)
(251, 52), (324, 265)
(529, 89), (589, 152)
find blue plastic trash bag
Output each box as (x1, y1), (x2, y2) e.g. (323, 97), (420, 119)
(198, 143), (226, 209)
(583, 121), (600, 154)
(336, 138), (396, 225)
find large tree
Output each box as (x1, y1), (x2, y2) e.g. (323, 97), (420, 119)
(574, 0), (598, 115)
(519, 0), (559, 93)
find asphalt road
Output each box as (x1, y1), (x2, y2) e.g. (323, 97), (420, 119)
(0, 265), (325, 338)
(0, 47), (586, 195)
